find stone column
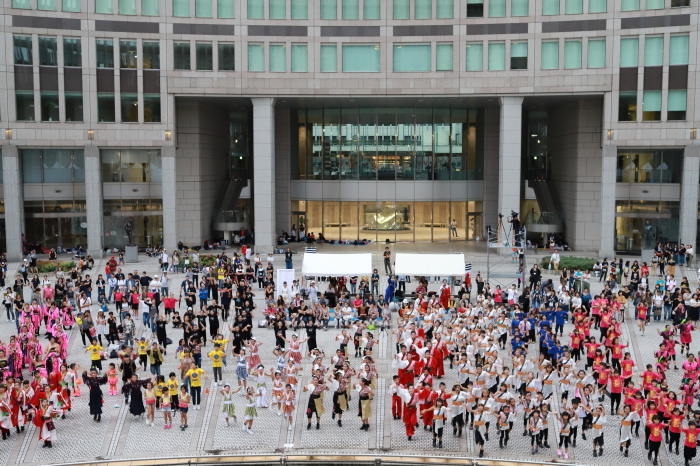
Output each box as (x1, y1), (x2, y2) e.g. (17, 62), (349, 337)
(162, 145), (178, 251)
(84, 146), (104, 257)
(252, 97), (276, 253)
(498, 96), (524, 218)
(275, 107), (292, 235)
(1, 144), (24, 261)
(599, 145), (617, 259)
(680, 145), (700, 247)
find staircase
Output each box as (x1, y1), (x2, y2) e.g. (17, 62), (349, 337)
(525, 179), (565, 234)
(212, 178), (249, 232)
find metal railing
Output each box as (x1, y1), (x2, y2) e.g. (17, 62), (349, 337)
(523, 211), (564, 225)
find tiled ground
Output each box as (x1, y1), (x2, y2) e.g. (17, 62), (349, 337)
(0, 244), (690, 466)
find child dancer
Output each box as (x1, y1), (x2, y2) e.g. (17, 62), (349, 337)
(220, 383), (241, 426)
(106, 363), (119, 396)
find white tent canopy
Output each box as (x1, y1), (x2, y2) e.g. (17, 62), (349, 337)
(302, 253), (373, 276)
(394, 253), (465, 276)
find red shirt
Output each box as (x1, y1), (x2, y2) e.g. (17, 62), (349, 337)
(648, 422), (666, 442)
(610, 375), (625, 393)
(625, 396), (644, 415)
(683, 427), (699, 447)
(669, 414), (684, 433)
(621, 359), (635, 377)
(637, 306), (648, 319)
(163, 298), (177, 308)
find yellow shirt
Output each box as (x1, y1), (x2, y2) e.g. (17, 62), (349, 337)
(156, 383), (166, 397)
(137, 341), (148, 355)
(186, 368), (205, 387)
(167, 379), (180, 396)
(208, 350), (225, 368)
(213, 339), (229, 349)
(217, 269), (226, 280)
(87, 344), (103, 360)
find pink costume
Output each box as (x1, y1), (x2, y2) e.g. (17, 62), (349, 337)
(288, 340), (302, 365)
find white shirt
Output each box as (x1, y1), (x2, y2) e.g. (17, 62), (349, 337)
(551, 253), (560, 263)
(161, 252), (169, 263)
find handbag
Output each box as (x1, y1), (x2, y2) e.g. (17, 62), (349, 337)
(89, 327), (97, 337)
(45, 420), (56, 431)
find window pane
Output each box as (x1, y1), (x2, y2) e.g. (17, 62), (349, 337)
(218, 43), (235, 70)
(65, 92), (83, 122)
(16, 91), (35, 121)
(119, 0), (136, 14)
(564, 40), (582, 69)
(393, 44), (430, 71)
(436, 43), (453, 70)
(39, 37), (58, 66)
(565, 0), (582, 13)
(642, 90), (661, 121)
(436, 0), (453, 16)
(42, 150), (74, 182)
(292, 0), (307, 18)
(96, 39), (114, 68)
(618, 91), (637, 121)
(646, 0), (663, 8)
(63, 0), (81, 12)
(320, 0), (336, 18)
(415, 0), (431, 18)
(342, 0), (359, 18)
(619, 38), (638, 67)
(173, 42), (191, 70)
(269, 44), (286, 72)
(97, 93), (115, 122)
(144, 94), (161, 122)
(668, 89), (686, 120)
(119, 40), (137, 68)
(96, 0), (113, 13)
(343, 44), (380, 72)
(588, 0), (605, 11)
(291, 44), (308, 72)
(510, 41), (527, 69)
(488, 42), (505, 70)
(143, 42), (160, 69)
(489, 0), (505, 16)
(248, 44), (264, 71)
(121, 93), (138, 122)
(23, 150), (43, 183)
(467, 0), (483, 17)
(247, 0), (263, 16)
(14, 36), (33, 65)
(669, 35), (689, 65)
(587, 38), (605, 68)
(12, 0), (31, 9)
(173, 0), (190, 14)
(541, 41), (559, 69)
(218, 0), (234, 16)
(270, 0), (286, 18)
(196, 42), (213, 70)
(40, 92), (59, 121)
(621, 0), (638, 8)
(671, 0), (688, 6)
(196, 0), (212, 16)
(363, 0), (379, 18)
(511, 0), (527, 15)
(38, 0), (56, 10)
(644, 36), (663, 66)
(142, 0), (159, 14)
(466, 43), (483, 70)
(393, 0), (409, 18)
(320, 44), (337, 72)
(542, 0), (559, 14)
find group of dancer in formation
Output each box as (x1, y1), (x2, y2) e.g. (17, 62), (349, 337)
(2, 251), (700, 466)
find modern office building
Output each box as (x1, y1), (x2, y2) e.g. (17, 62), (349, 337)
(0, 0), (697, 260)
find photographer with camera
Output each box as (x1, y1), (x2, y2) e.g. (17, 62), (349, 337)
(509, 211), (521, 247)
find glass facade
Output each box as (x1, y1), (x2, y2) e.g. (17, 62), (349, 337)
(103, 199), (163, 248)
(294, 107), (484, 181)
(615, 201), (679, 252)
(22, 149), (85, 183)
(24, 200), (88, 249)
(101, 149), (162, 182)
(616, 149), (683, 183)
(292, 200), (483, 242)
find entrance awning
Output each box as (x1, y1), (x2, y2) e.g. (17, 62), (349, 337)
(394, 253), (465, 276)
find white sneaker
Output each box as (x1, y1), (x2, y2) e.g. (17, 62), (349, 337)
(277, 410), (282, 416)
(288, 424), (293, 431)
(242, 424), (247, 431)
(247, 428), (253, 434)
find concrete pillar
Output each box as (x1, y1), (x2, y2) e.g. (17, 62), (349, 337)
(680, 145), (700, 247)
(498, 97), (524, 219)
(599, 145), (617, 259)
(1, 144), (24, 261)
(275, 107), (292, 235)
(162, 146), (177, 251)
(252, 97), (276, 253)
(84, 146), (104, 257)
(482, 107), (500, 236)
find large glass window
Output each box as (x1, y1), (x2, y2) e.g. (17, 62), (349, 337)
(39, 37), (58, 66)
(96, 0), (113, 13)
(644, 36), (663, 66)
(173, 0), (190, 15)
(248, 44), (264, 71)
(119, 0), (137, 14)
(143, 42), (160, 69)
(436, 43), (453, 71)
(363, 0), (380, 18)
(615, 201), (679, 252)
(669, 35), (689, 65)
(270, 0), (286, 18)
(616, 149), (683, 183)
(415, 0), (431, 18)
(621, 0), (639, 8)
(321, 0), (337, 18)
(97, 93), (115, 122)
(393, 44), (431, 72)
(22, 149), (85, 183)
(618, 91), (637, 121)
(320, 44), (337, 72)
(40, 92), (59, 121)
(467, 0), (483, 17)
(142, 0), (159, 15)
(174, 42), (191, 70)
(121, 93), (138, 122)
(16, 91), (35, 121)
(218, 43), (235, 70)
(342, 44), (380, 72)
(247, 0), (263, 17)
(646, 0), (663, 8)
(14, 36), (33, 65)
(12, 0), (31, 9)
(102, 149), (162, 182)
(291, 44), (308, 72)
(96, 39), (114, 68)
(671, 0), (688, 6)
(292, 0), (307, 18)
(144, 94), (161, 122)
(394, 0), (409, 18)
(38, 0), (57, 10)
(196, 42), (213, 70)
(564, 40), (582, 69)
(488, 42), (505, 70)
(196, 0), (213, 16)
(65, 92), (83, 122)
(642, 90), (661, 121)
(466, 43), (483, 71)
(619, 37), (638, 67)
(542, 0), (559, 14)
(667, 90), (686, 121)
(119, 40), (137, 68)
(511, 0), (528, 15)
(437, 0), (453, 17)
(489, 0), (505, 16)
(342, 0), (359, 18)
(587, 38), (605, 68)
(588, 0), (605, 12)
(103, 199), (163, 248)
(63, 38), (82, 67)
(269, 44), (286, 72)
(510, 41), (527, 70)
(218, 0), (234, 17)
(564, 0), (582, 13)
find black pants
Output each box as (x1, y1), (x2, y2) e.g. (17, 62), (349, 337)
(531, 433), (542, 446)
(91, 359), (103, 371)
(685, 445), (697, 460)
(433, 425), (444, 440)
(559, 434), (570, 448)
(213, 366), (222, 382)
(670, 431), (681, 451)
(190, 386), (202, 405)
(500, 429), (511, 445)
(649, 439), (661, 460)
(610, 392), (621, 413)
(139, 354), (148, 369)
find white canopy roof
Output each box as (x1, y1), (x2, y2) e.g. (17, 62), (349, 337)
(394, 253), (465, 276)
(302, 253), (373, 276)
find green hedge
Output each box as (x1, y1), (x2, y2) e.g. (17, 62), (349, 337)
(37, 261), (76, 273)
(540, 256), (597, 271)
(176, 255), (218, 268)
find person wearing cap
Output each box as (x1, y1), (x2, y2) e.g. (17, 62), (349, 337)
(207, 344), (226, 386)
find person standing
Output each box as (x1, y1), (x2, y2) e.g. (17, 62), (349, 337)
(285, 248), (293, 270)
(550, 250), (561, 273)
(357, 378), (375, 431)
(383, 247), (392, 275)
(450, 219), (458, 237)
